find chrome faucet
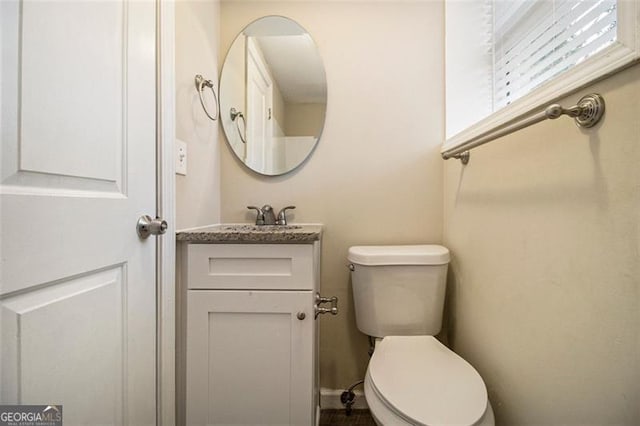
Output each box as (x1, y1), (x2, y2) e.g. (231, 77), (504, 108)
(247, 205), (296, 226)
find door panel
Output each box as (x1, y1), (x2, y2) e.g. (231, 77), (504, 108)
(0, 0), (157, 423)
(1, 267), (125, 423)
(20, 0), (123, 181)
(209, 311), (291, 423)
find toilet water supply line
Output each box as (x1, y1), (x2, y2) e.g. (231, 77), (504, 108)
(340, 380), (365, 416)
(340, 333), (376, 415)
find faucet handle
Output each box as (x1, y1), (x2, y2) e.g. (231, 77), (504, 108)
(247, 206), (265, 225)
(276, 206), (296, 225)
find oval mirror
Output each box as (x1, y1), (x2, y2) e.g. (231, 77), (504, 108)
(220, 16), (327, 176)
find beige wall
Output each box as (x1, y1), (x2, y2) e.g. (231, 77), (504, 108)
(284, 102), (326, 136)
(175, 0), (221, 230)
(219, 0), (444, 389)
(443, 65), (640, 424)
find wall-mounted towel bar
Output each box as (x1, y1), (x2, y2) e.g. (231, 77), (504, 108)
(442, 93), (605, 164)
(195, 74), (218, 121)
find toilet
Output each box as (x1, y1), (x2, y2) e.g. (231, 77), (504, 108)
(348, 245), (494, 426)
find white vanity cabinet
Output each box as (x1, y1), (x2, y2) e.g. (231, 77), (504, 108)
(177, 234), (322, 426)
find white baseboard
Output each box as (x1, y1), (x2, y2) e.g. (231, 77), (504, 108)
(320, 387), (369, 410)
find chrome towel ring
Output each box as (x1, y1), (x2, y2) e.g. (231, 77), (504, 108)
(194, 74), (218, 121)
(230, 107), (247, 144)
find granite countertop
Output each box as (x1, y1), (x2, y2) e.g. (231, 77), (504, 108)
(176, 223), (322, 244)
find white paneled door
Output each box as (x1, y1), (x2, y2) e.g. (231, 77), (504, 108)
(1, 0), (157, 424)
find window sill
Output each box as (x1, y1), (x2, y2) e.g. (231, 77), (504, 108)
(443, 41), (640, 154)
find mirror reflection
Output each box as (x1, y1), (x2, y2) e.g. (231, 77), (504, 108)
(220, 16), (327, 176)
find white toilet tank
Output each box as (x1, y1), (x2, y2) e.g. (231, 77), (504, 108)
(348, 245), (450, 338)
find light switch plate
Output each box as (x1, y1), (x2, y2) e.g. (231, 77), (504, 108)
(176, 139), (187, 175)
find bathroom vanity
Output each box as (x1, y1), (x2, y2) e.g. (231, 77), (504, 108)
(176, 224), (326, 425)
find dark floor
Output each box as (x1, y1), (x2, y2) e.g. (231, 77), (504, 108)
(319, 409), (376, 426)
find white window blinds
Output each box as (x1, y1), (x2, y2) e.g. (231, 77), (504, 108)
(493, 0), (617, 109)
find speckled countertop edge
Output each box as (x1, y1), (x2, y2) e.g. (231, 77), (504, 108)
(176, 224), (323, 244)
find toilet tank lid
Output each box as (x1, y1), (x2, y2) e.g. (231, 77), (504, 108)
(347, 245), (450, 266)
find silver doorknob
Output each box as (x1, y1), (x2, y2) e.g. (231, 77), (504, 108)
(137, 215), (168, 239)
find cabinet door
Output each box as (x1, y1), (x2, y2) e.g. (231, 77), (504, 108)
(187, 290), (314, 426)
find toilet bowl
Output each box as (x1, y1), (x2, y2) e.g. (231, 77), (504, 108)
(348, 245), (494, 426)
(364, 336), (494, 426)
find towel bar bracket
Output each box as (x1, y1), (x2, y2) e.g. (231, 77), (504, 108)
(453, 151), (470, 165)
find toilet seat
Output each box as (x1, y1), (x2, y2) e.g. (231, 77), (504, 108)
(367, 336), (488, 426)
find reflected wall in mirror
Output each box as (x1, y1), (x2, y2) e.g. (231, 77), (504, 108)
(220, 16), (327, 176)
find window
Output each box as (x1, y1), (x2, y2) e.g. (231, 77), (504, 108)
(445, 0), (640, 149)
(494, 0), (617, 109)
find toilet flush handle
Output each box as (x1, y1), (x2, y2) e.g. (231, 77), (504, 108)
(315, 293), (339, 319)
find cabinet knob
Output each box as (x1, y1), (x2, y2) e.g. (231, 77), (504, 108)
(297, 312), (306, 320)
